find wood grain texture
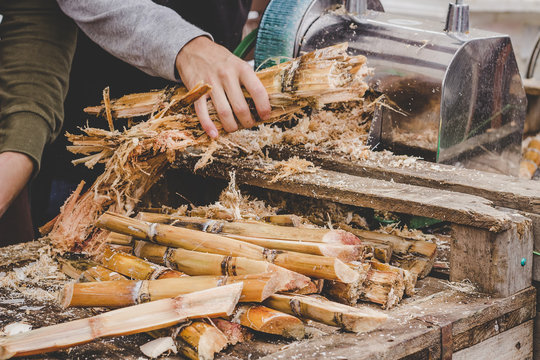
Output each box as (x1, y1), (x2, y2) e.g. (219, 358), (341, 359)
(450, 214), (533, 297)
(174, 155), (515, 231)
(452, 320), (533, 360)
(266, 145), (540, 214)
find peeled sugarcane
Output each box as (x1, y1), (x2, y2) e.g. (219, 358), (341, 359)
(99, 245), (185, 280)
(132, 240), (311, 292)
(138, 212), (362, 245)
(0, 283), (243, 359)
(97, 212), (359, 283)
(177, 321), (228, 360)
(263, 294), (387, 333)
(61, 273), (279, 307)
(231, 304), (305, 340)
(58, 258), (127, 282)
(520, 138), (540, 179)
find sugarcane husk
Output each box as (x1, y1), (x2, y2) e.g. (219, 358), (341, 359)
(97, 212), (359, 283)
(264, 294), (387, 333)
(84, 43), (367, 120)
(178, 321), (228, 360)
(99, 245), (185, 280)
(139, 337), (177, 358)
(0, 283), (242, 359)
(231, 304), (305, 339)
(209, 318), (252, 345)
(133, 240), (311, 292)
(137, 213), (362, 245)
(61, 273), (279, 308)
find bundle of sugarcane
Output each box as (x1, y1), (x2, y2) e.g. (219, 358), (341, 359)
(137, 212), (368, 262)
(97, 212), (360, 283)
(520, 136), (540, 179)
(105, 211), (418, 307)
(44, 42), (370, 255)
(0, 284), (243, 359)
(339, 224), (437, 279)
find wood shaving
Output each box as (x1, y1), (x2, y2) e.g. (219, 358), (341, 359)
(270, 156), (319, 182)
(0, 244), (67, 302)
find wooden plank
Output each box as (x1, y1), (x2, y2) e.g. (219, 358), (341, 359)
(450, 216), (533, 297)
(526, 212), (540, 281)
(254, 285), (535, 360)
(174, 155), (515, 232)
(452, 320), (533, 360)
(266, 145), (540, 214)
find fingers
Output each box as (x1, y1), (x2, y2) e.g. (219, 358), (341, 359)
(210, 84), (238, 133)
(194, 95), (218, 139)
(239, 66), (271, 121)
(223, 77), (255, 129)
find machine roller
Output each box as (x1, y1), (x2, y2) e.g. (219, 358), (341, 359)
(255, 0), (527, 176)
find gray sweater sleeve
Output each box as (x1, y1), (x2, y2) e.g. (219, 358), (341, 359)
(57, 0), (212, 81)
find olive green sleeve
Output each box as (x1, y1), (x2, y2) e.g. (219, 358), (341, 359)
(0, 0), (77, 172)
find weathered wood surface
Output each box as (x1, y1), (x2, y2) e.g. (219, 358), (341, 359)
(174, 155), (518, 232)
(265, 145), (540, 214)
(0, 242), (534, 360)
(453, 320), (533, 360)
(450, 213), (533, 297)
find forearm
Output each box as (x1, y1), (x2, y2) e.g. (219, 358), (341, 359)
(57, 0), (211, 81)
(0, 152), (33, 218)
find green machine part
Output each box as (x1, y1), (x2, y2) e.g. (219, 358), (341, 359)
(254, 0), (317, 69)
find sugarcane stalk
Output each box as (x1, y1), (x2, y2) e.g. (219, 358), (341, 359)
(106, 231), (133, 245)
(231, 304), (305, 339)
(61, 273), (279, 308)
(224, 234), (366, 262)
(99, 245), (185, 280)
(340, 224), (437, 260)
(137, 213), (362, 245)
(369, 260), (416, 297)
(262, 214), (302, 227)
(97, 212), (359, 283)
(133, 240), (311, 292)
(263, 294), (387, 333)
(325, 262), (371, 305)
(58, 258), (127, 282)
(359, 267), (403, 309)
(0, 283), (243, 359)
(178, 321), (228, 360)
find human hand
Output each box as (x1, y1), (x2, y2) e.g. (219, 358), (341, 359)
(175, 36), (271, 138)
(0, 152), (33, 218)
